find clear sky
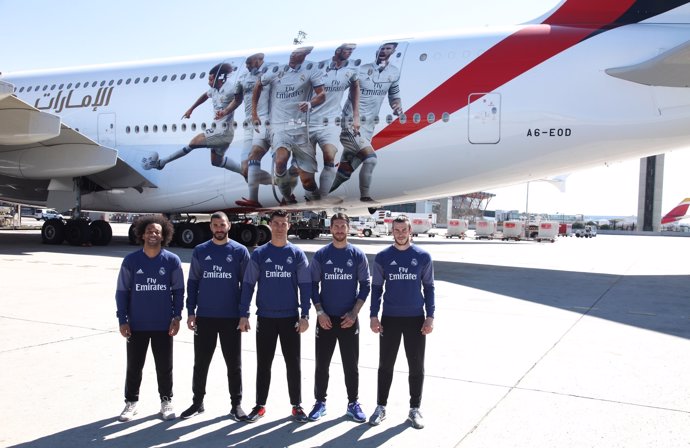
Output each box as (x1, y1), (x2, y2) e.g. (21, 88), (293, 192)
(1, 0), (688, 217)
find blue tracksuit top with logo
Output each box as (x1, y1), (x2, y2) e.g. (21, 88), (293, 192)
(115, 249), (185, 331)
(240, 242), (311, 318)
(310, 242), (371, 316)
(370, 244), (435, 318)
(186, 239), (250, 318)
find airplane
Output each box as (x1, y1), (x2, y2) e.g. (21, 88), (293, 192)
(2, 0), (690, 248)
(661, 198), (690, 224)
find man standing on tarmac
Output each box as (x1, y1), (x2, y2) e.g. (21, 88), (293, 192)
(180, 211), (250, 421)
(238, 210), (312, 423)
(368, 215), (435, 430)
(307, 213), (370, 423)
(115, 214), (185, 422)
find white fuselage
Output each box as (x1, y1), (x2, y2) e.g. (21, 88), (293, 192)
(5, 22), (690, 214)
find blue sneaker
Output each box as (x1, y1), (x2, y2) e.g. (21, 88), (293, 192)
(346, 401), (366, 423)
(308, 401), (327, 421)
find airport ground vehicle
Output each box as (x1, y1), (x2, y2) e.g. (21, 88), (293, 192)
(35, 209), (64, 221)
(446, 219), (468, 239)
(575, 225), (597, 238)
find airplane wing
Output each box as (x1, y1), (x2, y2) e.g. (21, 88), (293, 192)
(0, 84), (156, 208)
(606, 40), (690, 87)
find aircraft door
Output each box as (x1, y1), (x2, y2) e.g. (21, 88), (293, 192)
(98, 113), (116, 147)
(468, 93), (500, 144)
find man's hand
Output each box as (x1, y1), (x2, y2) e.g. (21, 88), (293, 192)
(238, 317), (251, 332)
(340, 311), (357, 329)
(119, 323), (131, 338)
(296, 317), (309, 334)
(317, 313), (332, 330)
(187, 315), (196, 331)
(421, 317), (434, 335)
(370, 316), (382, 334)
(169, 319), (180, 336)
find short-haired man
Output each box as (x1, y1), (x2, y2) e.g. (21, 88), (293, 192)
(307, 212), (370, 422)
(180, 212), (250, 421)
(369, 215), (435, 429)
(143, 62), (243, 175)
(115, 214), (184, 422)
(238, 210), (312, 422)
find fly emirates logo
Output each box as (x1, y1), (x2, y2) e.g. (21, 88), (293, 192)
(388, 267), (417, 281)
(136, 278), (168, 291)
(204, 265), (233, 279)
(266, 264), (292, 278)
(325, 267), (353, 280)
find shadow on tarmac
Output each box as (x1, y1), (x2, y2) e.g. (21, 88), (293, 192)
(8, 414), (409, 448)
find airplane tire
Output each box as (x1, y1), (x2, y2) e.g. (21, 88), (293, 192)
(90, 220), (113, 246)
(128, 223), (138, 245)
(196, 222), (212, 242)
(235, 223), (258, 247)
(41, 218), (65, 245)
(298, 229), (309, 240)
(255, 224), (271, 246)
(175, 222), (203, 248)
(65, 220), (92, 246)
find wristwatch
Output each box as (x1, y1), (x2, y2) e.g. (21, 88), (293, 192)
(316, 310), (325, 317)
(301, 315), (309, 320)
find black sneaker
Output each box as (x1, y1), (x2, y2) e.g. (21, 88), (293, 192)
(180, 402), (204, 419)
(230, 405), (248, 422)
(292, 405), (308, 423)
(246, 405), (265, 423)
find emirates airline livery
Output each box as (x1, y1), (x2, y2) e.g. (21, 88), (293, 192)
(2, 0), (690, 247)
(661, 198), (690, 224)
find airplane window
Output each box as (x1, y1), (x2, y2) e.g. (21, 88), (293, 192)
(171, 74), (177, 81)
(360, 115), (367, 124)
(385, 114), (393, 124)
(199, 72), (206, 78)
(126, 126), (131, 133)
(353, 59), (361, 66)
(43, 85), (48, 91)
(335, 116), (341, 127)
(75, 82), (81, 88)
(161, 75), (168, 82)
(374, 116), (380, 125)
(322, 118), (328, 126)
(134, 78), (140, 84)
(109, 80), (114, 86)
(427, 112), (435, 123)
(144, 125), (149, 133)
(84, 82), (90, 89)
(126, 79), (131, 85)
(153, 125), (158, 133)
(143, 77), (149, 83)
(50, 84), (56, 90)
(100, 81), (106, 86)
(172, 124), (177, 132)
(191, 123), (197, 131)
(442, 112), (450, 122)
(117, 79), (122, 85)
(152, 76), (158, 83)
(180, 74), (187, 80)
(67, 83), (72, 89)
(419, 53), (428, 62)
(180, 123), (186, 132)
(190, 73), (196, 80)
(399, 114), (407, 124)
(201, 122), (207, 130)
(233, 121), (238, 129)
(162, 124), (167, 132)
(135, 126), (140, 133)
(92, 81), (98, 87)
(413, 113), (421, 124)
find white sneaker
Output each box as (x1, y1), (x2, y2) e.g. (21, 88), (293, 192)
(408, 407), (424, 429)
(118, 401), (138, 422)
(160, 398), (175, 420)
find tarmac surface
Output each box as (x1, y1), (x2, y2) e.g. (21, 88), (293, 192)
(1, 224), (689, 447)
